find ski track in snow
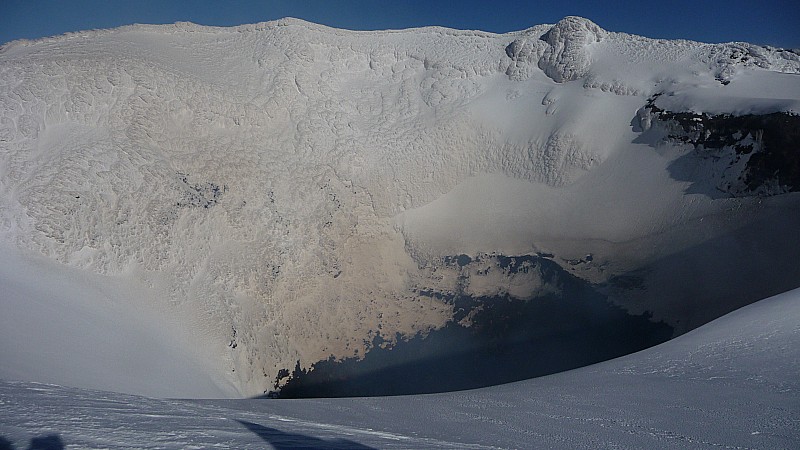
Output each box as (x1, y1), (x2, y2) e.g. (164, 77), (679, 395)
(1, 16), (799, 398)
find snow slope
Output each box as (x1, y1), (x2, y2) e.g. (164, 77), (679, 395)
(0, 244), (238, 398)
(1, 17), (799, 396)
(1, 287), (798, 448)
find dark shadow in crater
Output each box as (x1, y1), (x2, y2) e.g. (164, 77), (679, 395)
(277, 255), (673, 398)
(602, 199), (800, 335)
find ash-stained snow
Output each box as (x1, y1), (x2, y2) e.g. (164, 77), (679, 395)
(1, 17), (799, 397)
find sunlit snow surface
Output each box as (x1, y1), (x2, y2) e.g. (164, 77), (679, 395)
(2, 287), (798, 449)
(1, 15), (800, 398)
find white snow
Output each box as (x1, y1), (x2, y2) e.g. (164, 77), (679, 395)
(0, 244), (238, 398)
(653, 69), (800, 115)
(1, 286), (798, 448)
(0, 16), (799, 397)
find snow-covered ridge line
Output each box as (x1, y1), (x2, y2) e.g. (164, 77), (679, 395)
(3, 16), (798, 89)
(4, 15), (799, 58)
(0, 17), (509, 53)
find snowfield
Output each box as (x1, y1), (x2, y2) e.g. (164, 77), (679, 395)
(1, 15), (799, 402)
(1, 286), (798, 448)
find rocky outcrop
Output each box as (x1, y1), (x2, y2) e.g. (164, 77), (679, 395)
(638, 96), (800, 196)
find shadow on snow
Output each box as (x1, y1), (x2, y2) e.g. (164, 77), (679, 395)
(235, 420), (375, 450)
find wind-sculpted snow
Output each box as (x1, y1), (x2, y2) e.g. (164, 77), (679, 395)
(537, 16), (607, 83)
(1, 17), (799, 397)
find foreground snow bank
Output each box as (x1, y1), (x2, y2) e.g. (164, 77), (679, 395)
(2, 287), (798, 448)
(0, 245), (238, 398)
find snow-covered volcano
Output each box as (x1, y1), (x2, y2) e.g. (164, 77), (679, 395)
(1, 17), (799, 398)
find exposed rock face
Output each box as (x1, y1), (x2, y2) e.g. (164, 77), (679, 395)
(639, 96), (800, 197)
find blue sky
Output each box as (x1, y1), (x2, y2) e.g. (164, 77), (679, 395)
(1, 0), (798, 48)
